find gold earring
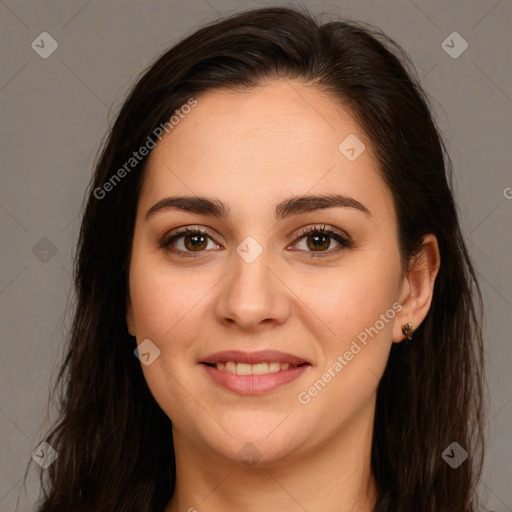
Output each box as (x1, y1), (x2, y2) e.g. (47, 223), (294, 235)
(401, 322), (414, 340)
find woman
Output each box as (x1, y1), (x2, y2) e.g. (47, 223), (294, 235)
(26, 6), (486, 511)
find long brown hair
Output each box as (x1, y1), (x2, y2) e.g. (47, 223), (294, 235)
(22, 6), (486, 511)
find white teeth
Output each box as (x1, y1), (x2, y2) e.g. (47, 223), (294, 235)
(252, 362), (269, 375)
(225, 361), (237, 374)
(269, 362), (280, 373)
(214, 361), (299, 375)
(236, 363), (251, 375)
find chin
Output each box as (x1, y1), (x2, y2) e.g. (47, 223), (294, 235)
(196, 416), (307, 467)
(213, 435), (303, 469)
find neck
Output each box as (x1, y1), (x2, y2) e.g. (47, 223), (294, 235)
(165, 399), (378, 512)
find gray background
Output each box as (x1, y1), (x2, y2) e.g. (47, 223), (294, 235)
(0, 0), (510, 510)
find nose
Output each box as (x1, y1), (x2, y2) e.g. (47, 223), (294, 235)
(214, 246), (290, 331)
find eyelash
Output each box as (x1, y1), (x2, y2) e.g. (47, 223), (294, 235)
(159, 224), (353, 259)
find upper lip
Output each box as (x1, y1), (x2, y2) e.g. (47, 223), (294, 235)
(200, 350), (310, 365)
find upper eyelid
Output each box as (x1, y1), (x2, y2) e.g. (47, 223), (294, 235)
(293, 224), (351, 241)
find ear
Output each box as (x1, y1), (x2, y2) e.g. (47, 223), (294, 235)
(126, 292), (136, 337)
(393, 234), (440, 343)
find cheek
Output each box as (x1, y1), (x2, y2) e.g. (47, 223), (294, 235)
(128, 255), (210, 428)
(293, 268), (398, 436)
(298, 258), (401, 345)
(128, 254), (213, 341)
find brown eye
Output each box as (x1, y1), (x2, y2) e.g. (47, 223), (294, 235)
(160, 227), (221, 256)
(182, 233), (208, 251)
(292, 225), (353, 257)
(305, 232), (331, 251)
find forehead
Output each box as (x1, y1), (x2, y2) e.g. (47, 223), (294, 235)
(140, 80), (393, 220)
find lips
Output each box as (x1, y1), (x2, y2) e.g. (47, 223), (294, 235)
(200, 350), (309, 366)
(200, 350), (311, 395)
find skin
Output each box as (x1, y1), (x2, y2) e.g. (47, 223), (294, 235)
(125, 80), (440, 512)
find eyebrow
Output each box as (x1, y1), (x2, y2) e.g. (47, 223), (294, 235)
(145, 194), (371, 221)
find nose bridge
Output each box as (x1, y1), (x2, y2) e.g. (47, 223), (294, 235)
(215, 235), (289, 328)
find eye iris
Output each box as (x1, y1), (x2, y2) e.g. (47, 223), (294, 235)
(307, 233), (330, 251)
(184, 233), (207, 251)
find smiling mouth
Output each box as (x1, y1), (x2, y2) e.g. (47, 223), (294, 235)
(202, 361), (310, 375)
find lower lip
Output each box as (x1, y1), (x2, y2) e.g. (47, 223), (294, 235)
(201, 364), (310, 395)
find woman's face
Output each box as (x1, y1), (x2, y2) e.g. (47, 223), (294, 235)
(126, 80), (408, 465)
